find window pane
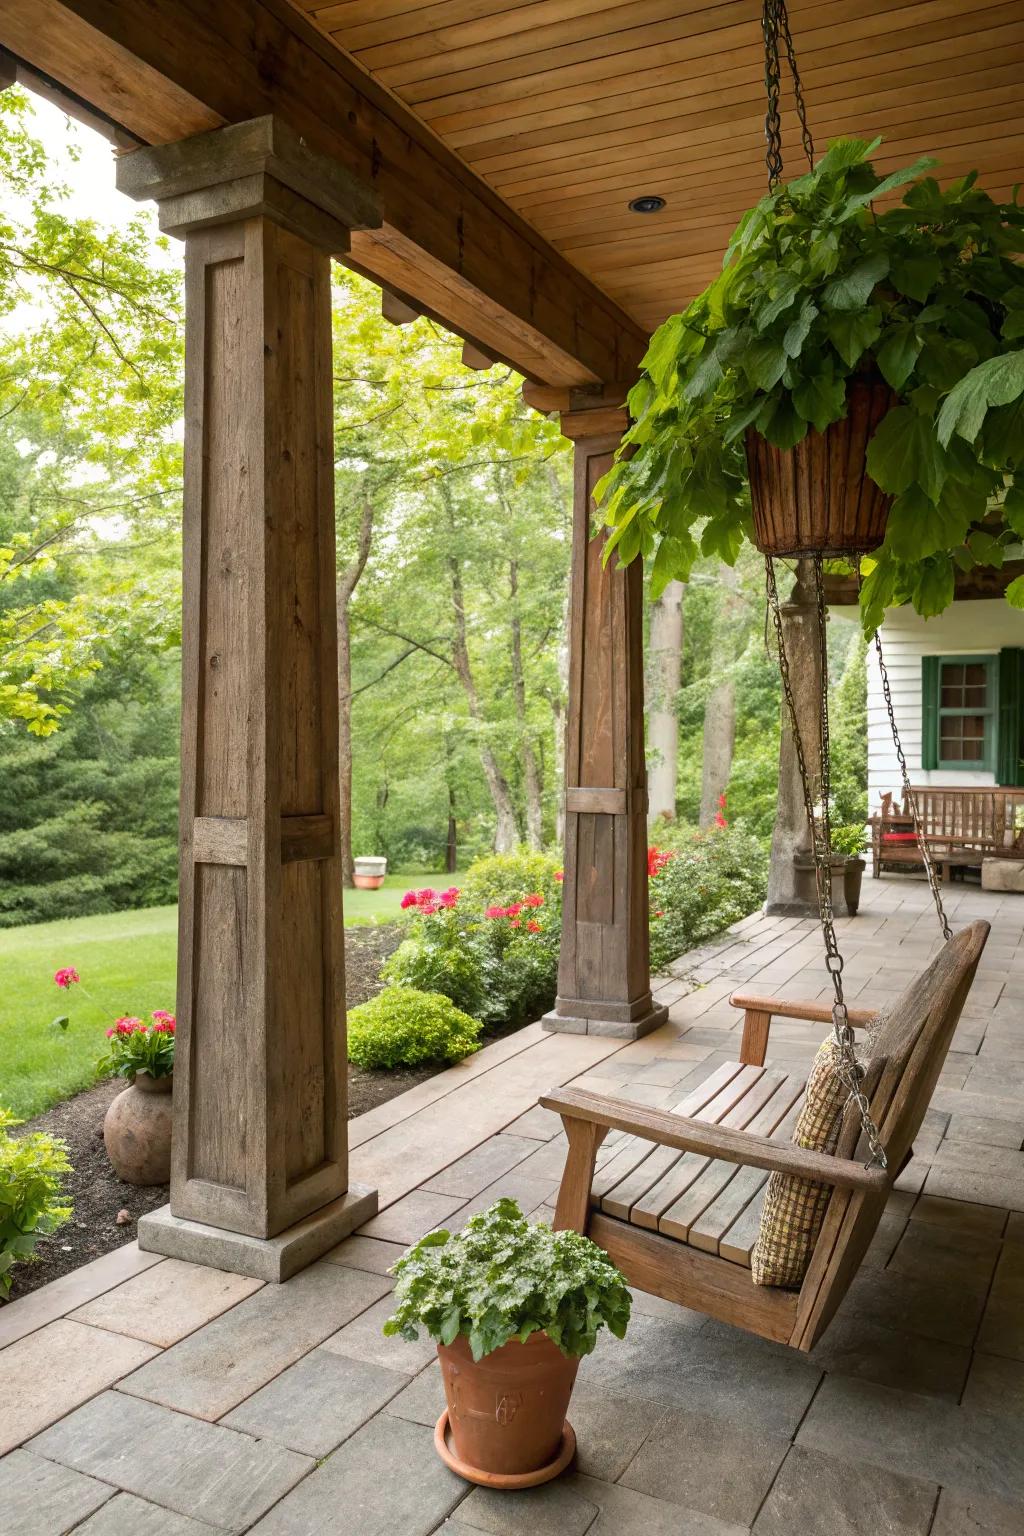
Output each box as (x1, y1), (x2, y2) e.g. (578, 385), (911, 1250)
(961, 737), (984, 761)
(964, 685), (988, 708)
(941, 684), (964, 708)
(964, 663), (987, 687)
(962, 716), (984, 740)
(941, 663), (965, 688)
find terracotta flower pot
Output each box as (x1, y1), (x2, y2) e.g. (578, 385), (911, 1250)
(103, 1071), (173, 1185)
(436, 1331), (579, 1485)
(352, 873), (385, 889)
(745, 375), (898, 557)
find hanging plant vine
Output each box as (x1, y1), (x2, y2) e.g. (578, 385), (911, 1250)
(597, 138), (1024, 631)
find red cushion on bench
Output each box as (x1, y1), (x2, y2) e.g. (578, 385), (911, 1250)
(882, 833), (918, 843)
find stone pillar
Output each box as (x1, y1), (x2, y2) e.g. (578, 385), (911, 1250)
(544, 402), (667, 1040)
(766, 558), (823, 917)
(117, 118), (382, 1280)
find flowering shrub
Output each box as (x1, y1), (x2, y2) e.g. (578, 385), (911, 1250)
(348, 986), (482, 1071)
(459, 850), (564, 913)
(384, 1198), (631, 1361)
(648, 824), (769, 972)
(96, 1012), (176, 1081)
(383, 891), (486, 1019)
(0, 1107), (71, 1296)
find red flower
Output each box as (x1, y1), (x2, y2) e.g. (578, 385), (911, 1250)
(654, 909), (665, 918)
(526, 919), (542, 934)
(440, 887), (460, 907)
(152, 1011), (176, 1034)
(54, 967), (80, 989)
(509, 918), (521, 929)
(114, 1016), (145, 1036)
(718, 793), (727, 809)
(485, 905), (505, 919)
(714, 811), (728, 829)
(523, 893), (544, 908)
(647, 846), (672, 878)
(400, 891), (417, 910)
(554, 871), (564, 882)
(505, 902), (523, 917)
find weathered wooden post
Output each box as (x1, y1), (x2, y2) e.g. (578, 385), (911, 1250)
(530, 389), (666, 1039)
(117, 118), (381, 1279)
(766, 558), (822, 916)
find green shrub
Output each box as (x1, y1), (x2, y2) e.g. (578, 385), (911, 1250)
(384, 1197), (631, 1361)
(382, 922), (486, 1019)
(348, 986), (482, 1071)
(0, 1108), (72, 1296)
(460, 849), (564, 913)
(649, 825), (769, 972)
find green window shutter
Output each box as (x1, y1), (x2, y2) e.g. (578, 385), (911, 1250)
(998, 647), (1024, 786)
(921, 656), (939, 770)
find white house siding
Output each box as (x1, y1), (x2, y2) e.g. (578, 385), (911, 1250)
(831, 599), (1024, 813)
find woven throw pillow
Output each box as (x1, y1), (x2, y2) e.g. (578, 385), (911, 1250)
(751, 1038), (849, 1289)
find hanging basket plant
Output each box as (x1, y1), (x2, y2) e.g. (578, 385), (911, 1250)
(597, 137), (1024, 630)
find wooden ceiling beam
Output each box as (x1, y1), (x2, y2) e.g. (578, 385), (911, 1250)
(0, 0), (646, 388)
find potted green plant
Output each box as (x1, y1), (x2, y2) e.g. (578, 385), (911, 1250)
(598, 138), (1024, 630)
(793, 824), (867, 918)
(98, 1012), (175, 1185)
(383, 1198), (631, 1488)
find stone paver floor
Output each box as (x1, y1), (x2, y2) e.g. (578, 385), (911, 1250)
(2, 876), (1023, 1534)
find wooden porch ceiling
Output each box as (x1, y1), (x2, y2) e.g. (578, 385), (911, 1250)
(293, 0), (1024, 334)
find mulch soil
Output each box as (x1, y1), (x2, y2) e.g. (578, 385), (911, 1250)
(9, 922), (442, 1303)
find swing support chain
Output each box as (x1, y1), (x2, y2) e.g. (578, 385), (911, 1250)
(764, 554), (888, 1170)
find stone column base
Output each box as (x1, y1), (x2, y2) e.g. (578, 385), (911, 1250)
(138, 1184), (378, 1283)
(541, 1004), (668, 1040)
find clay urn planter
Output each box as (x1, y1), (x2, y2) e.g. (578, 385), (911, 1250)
(382, 1197), (632, 1490)
(104, 1071), (173, 1185)
(435, 1332), (579, 1487)
(353, 855), (387, 890)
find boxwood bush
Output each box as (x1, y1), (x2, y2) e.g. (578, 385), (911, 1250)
(347, 985), (482, 1071)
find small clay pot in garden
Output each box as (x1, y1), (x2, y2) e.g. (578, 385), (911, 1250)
(436, 1331), (579, 1486)
(103, 1071), (173, 1185)
(353, 855), (388, 890)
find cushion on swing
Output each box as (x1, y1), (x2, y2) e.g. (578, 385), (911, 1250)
(882, 832), (918, 843)
(751, 1037), (850, 1289)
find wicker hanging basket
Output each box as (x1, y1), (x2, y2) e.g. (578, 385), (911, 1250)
(745, 375), (898, 558)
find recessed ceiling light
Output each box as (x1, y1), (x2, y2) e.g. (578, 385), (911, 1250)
(628, 194), (666, 214)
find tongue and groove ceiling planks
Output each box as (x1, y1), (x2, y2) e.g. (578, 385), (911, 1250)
(290, 0), (1024, 334)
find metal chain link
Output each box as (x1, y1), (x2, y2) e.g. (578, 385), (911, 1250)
(761, 1), (816, 190)
(765, 555), (888, 1169)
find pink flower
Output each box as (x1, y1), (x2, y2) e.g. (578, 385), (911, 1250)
(554, 871), (564, 882)
(114, 1016), (145, 1036)
(416, 888), (437, 905)
(718, 793), (727, 809)
(54, 967), (80, 989)
(485, 905), (505, 919)
(505, 902), (523, 917)
(523, 893), (544, 908)
(526, 919), (542, 934)
(440, 888), (459, 907)
(400, 891), (417, 910)
(105, 1027), (116, 1038)
(509, 918), (521, 929)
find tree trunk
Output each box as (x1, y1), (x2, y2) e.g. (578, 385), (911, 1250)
(646, 578), (684, 826)
(766, 558), (822, 914)
(446, 549), (520, 853)
(336, 499), (375, 887)
(509, 558), (543, 849)
(699, 563), (742, 827)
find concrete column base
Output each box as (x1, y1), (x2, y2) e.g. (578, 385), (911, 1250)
(541, 1004), (668, 1040)
(137, 1184), (378, 1283)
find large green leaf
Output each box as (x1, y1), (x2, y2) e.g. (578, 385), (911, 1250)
(741, 337), (789, 391)
(936, 350), (1024, 446)
(792, 368), (846, 433)
(866, 406), (947, 501)
(783, 298), (818, 359)
(1006, 573), (1024, 609)
(822, 252), (889, 312)
(826, 307), (882, 369)
(876, 326), (922, 391)
(910, 556), (955, 618)
(889, 251), (942, 302)
(754, 392), (806, 450)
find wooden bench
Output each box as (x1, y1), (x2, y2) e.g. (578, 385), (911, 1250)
(871, 786), (1024, 880)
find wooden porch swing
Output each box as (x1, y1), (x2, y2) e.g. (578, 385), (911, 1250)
(544, 0), (992, 1353)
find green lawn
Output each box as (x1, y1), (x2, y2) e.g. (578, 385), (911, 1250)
(0, 874), (460, 1121)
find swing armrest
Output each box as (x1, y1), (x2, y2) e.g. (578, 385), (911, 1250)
(728, 993), (878, 1028)
(541, 1089), (888, 1194)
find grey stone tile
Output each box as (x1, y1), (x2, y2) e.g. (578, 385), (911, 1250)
(455, 1474), (745, 1536)
(421, 1136), (536, 1197)
(0, 1449), (113, 1536)
(797, 1375), (1024, 1503)
(839, 1262), (988, 1347)
(961, 1352), (1024, 1419)
(118, 1260), (390, 1419)
(618, 1406), (790, 1526)
(359, 1191), (466, 1244)
(221, 1347), (407, 1456)
(446, 1172), (558, 1233)
(911, 1194), (1008, 1236)
(27, 1391), (312, 1532)
(579, 1313), (820, 1435)
(456, 1479), (598, 1536)
(322, 1234), (405, 1275)
(752, 1444), (936, 1535)
(75, 1493), (220, 1534)
(946, 1114), (1024, 1150)
(931, 1488), (1024, 1534)
(811, 1312), (971, 1401)
(887, 1220), (1002, 1289)
(247, 1412), (464, 1535)
(321, 1293), (438, 1375)
(383, 1360), (446, 1427)
(565, 1385), (666, 1480)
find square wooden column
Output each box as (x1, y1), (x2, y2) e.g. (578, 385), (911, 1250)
(544, 403), (667, 1040)
(116, 119), (382, 1280)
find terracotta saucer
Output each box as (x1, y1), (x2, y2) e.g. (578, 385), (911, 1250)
(433, 1409), (576, 1489)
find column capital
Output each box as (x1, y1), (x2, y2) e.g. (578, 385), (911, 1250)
(116, 114), (381, 249)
